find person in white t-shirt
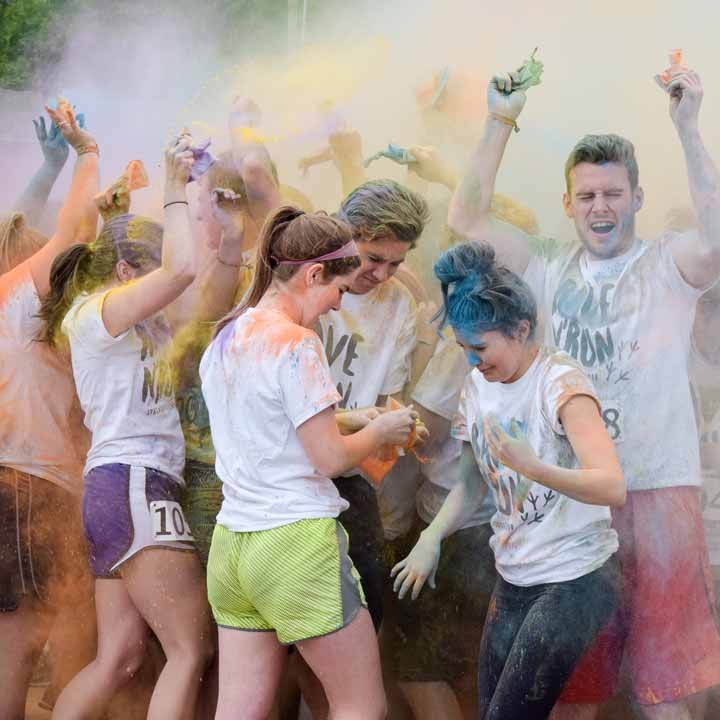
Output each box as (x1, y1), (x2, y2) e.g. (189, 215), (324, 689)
(0, 102), (99, 719)
(200, 205), (417, 720)
(392, 242), (625, 720)
(447, 59), (720, 720)
(36, 133), (213, 720)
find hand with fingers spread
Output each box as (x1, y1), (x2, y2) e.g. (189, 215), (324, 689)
(655, 52), (703, 131)
(483, 414), (539, 478)
(33, 116), (69, 169)
(407, 145), (458, 190)
(391, 530), (441, 600)
(45, 97), (95, 153)
(329, 127), (364, 170)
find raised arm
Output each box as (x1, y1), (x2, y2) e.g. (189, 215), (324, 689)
(329, 128), (367, 197)
(28, 104), (99, 298)
(447, 74), (533, 275)
(659, 70), (720, 288)
(101, 134), (197, 338)
(14, 116), (70, 226)
(390, 441), (488, 599)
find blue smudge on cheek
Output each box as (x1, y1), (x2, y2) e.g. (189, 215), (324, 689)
(465, 349), (481, 367)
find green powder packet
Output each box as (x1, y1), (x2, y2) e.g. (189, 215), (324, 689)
(510, 48), (543, 91)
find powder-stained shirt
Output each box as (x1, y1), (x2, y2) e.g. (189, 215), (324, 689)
(62, 291), (185, 481)
(317, 277), (417, 410)
(200, 308), (348, 531)
(524, 233), (705, 492)
(0, 260), (88, 494)
(452, 347), (618, 587)
(412, 328), (494, 530)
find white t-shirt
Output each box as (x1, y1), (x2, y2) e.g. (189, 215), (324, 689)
(317, 277), (417, 410)
(200, 307), (348, 531)
(412, 328), (494, 529)
(524, 233), (705, 492)
(62, 291), (185, 480)
(452, 347), (618, 586)
(0, 260), (88, 494)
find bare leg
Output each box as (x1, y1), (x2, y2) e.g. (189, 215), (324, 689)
(399, 681), (463, 720)
(121, 549), (214, 720)
(215, 628), (287, 720)
(293, 653), (329, 719)
(0, 600), (53, 720)
(52, 579), (149, 719)
(296, 609), (386, 720)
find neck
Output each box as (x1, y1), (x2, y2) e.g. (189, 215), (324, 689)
(505, 342), (539, 383)
(257, 283), (305, 326)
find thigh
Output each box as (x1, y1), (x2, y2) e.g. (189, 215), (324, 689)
(334, 476), (386, 630)
(94, 578), (149, 663)
(121, 547), (212, 654)
(485, 562), (618, 720)
(297, 608), (384, 710)
(215, 627), (285, 719)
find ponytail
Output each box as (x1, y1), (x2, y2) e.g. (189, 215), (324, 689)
(36, 244), (94, 345)
(215, 205), (358, 337)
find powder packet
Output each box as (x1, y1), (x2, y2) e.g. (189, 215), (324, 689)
(364, 143), (417, 169)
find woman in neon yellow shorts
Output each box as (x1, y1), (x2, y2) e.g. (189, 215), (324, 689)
(201, 206), (417, 719)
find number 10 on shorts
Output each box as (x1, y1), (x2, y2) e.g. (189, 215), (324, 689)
(150, 501), (195, 541)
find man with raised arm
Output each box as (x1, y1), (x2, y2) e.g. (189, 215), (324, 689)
(448, 60), (720, 720)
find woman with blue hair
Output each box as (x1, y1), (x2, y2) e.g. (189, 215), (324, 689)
(392, 241), (626, 720)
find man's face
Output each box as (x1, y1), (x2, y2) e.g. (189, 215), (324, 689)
(348, 233), (411, 294)
(563, 162), (644, 259)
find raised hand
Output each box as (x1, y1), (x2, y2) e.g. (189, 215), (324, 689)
(407, 145), (458, 189)
(656, 69), (703, 132)
(45, 97), (95, 152)
(165, 132), (195, 188)
(32, 116), (68, 169)
(487, 73), (527, 122)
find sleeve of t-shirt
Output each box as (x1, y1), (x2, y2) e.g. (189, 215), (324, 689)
(542, 357), (601, 436)
(379, 291), (417, 397)
(412, 332), (469, 420)
(280, 333), (342, 429)
(61, 291), (130, 352)
(658, 231), (715, 301)
(450, 376), (473, 442)
(0, 260), (40, 340)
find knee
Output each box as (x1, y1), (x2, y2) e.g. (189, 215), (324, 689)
(165, 630), (215, 672)
(96, 639), (147, 683)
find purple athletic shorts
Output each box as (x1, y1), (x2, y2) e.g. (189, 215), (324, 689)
(82, 464), (195, 578)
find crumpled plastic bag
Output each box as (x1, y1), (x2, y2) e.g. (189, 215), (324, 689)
(364, 143), (417, 168)
(509, 48), (544, 91)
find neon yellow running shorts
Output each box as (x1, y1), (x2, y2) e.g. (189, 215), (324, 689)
(207, 518), (366, 644)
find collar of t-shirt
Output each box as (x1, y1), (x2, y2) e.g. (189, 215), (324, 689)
(478, 346), (544, 397)
(578, 238), (642, 287)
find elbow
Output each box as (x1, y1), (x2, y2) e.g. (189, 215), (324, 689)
(314, 459), (342, 479)
(608, 473), (627, 507)
(168, 266), (196, 290)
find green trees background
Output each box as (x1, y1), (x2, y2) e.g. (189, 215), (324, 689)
(0, 0), (297, 90)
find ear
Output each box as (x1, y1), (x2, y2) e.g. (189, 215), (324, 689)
(516, 319), (531, 343)
(306, 262), (325, 286)
(633, 185), (644, 213)
(115, 259), (136, 284)
(562, 191), (573, 219)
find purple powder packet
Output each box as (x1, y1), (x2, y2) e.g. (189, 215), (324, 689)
(190, 139), (216, 181)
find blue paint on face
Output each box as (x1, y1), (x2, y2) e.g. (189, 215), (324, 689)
(454, 328), (487, 368)
(465, 348), (482, 367)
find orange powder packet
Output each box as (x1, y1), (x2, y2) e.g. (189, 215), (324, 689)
(658, 48), (689, 87)
(358, 398), (427, 487)
(95, 160), (149, 207)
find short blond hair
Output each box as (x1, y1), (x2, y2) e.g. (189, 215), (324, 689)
(0, 213), (47, 274)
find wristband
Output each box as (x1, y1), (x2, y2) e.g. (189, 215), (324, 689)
(163, 200), (189, 209)
(217, 251), (247, 269)
(490, 113), (519, 133)
(76, 143), (100, 156)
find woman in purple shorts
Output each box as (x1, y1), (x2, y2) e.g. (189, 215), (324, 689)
(37, 133), (212, 720)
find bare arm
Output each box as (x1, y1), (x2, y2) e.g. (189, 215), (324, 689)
(662, 72), (720, 288)
(485, 395), (626, 507)
(101, 135), (197, 338)
(391, 442), (488, 599)
(297, 405), (416, 478)
(28, 106), (99, 299)
(329, 128), (367, 197)
(14, 116), (69, 225)
(447, 74), (533, 275)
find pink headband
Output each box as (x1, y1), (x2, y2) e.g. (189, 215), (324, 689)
(271, 239), (359, 266)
